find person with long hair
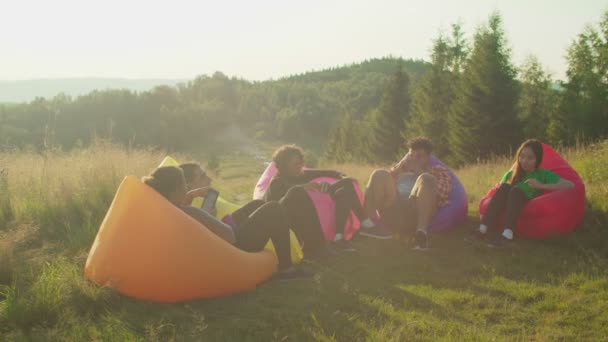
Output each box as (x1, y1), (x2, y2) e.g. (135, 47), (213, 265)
(467, 139), (574, 247)
(142, 166), (310, 280)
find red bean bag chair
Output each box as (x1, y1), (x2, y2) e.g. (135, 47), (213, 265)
(479, 143), (585, 238)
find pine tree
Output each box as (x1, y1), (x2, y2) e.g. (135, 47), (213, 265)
(325, 112), (356, 162)
(517, 55), (556, 141)
(448, 13), (520, 165)
(367, 63), (411, 163)
(408, 23), (468, 159)
(553, 11), (608, 145)
(324, 121), (343, 162)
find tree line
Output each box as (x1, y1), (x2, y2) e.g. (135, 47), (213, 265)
(326, 11), (608, 166)
(0, 58), (427, 153)
(0, 11), (606, 166)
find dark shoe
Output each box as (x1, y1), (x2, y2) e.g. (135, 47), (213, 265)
(274, 266), (313, 281)
(488, 235), (513, 248)
(332, 239), (356, 252)
(303, 245), (338, 262)
(413, 230), (428, 250)
(359, 226), (393, 240)
(464, 230), (487, 243)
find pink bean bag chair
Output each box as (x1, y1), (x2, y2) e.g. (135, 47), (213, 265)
(479, 143), (586, 238)
(253, 163), (362, 241)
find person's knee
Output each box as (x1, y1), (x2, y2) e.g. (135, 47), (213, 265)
(280, 186), (309, 209)
(508, 186), (526, 198)
(497, 183), (511, 192)
(282, 186), (307, 201)
(338, 177), (356, 188)
(262, 201), (288, 223)
(418, 173), (437, 187)
(342, 177), (356, 184)
(250, 199), (265, 207)
(264, 200), (282, 212)
(369, 169), (390, 185)
(371, 169), (390, 179)
(340, 177), (358, 193)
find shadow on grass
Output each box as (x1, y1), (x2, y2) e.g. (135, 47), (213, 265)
(155, 206), (605, 338)
(10, 210), (605, 341)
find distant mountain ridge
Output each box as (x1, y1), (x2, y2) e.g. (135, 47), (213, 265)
(0, 78), (186, 103)
(0, 57), (429, 103)
(279, 57), (428, 83)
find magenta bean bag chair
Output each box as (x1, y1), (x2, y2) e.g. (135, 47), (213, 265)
(253, 163), (362, 241)
(428, 157), (468, 232)
(479, 143), (586, 238)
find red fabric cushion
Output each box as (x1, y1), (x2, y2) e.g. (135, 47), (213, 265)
(478, 144), (585, 239)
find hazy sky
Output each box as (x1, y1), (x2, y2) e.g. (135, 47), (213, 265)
(1, 0), (605, 81)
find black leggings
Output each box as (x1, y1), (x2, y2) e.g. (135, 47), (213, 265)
(279, 187), (326, 257)
(231, 200), (292, 270)
(327, 178), (366, 235)
(481, 183), (529, 232)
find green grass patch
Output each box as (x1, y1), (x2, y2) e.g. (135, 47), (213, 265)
(0, 141), (607, 340)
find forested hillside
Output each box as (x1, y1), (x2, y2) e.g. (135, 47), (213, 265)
(1, 12), (606, 165)
(0, 58), (428, 153)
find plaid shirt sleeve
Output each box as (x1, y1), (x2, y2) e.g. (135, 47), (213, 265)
(430, 165), (453, 207)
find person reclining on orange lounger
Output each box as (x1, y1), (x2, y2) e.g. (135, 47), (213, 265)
(142, 166), (310, 280)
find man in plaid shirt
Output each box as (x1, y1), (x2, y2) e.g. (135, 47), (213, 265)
(358, 137), (453, 250)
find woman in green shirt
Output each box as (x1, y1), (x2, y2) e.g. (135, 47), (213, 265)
(468, 139), (574, 246)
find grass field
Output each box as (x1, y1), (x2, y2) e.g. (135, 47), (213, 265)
(1, 141), (607, 341)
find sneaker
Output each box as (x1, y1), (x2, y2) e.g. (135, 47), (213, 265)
(464, 230), (487, 243)
(487, 235), (512, 248)
(332, 239), (356, 252)
(413, 230), (428, 250)
(359, 225), (393, 240)
(274, 266), (313, 281)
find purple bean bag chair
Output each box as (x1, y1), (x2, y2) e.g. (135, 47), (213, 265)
(427, 157), (468, 232)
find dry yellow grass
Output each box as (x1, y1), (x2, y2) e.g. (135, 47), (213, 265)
(1, 140), (607, 340)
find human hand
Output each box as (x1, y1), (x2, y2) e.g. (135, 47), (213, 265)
(332, 171), (347, 179)
(397, 153), (415, 170)
(188, 187), (213, 198)
(525, 179), (543, 189)
(185, 187), (216, 205)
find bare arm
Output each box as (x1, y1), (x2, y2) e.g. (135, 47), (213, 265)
(181, 206), (236, 244)
(185, 186), (213, 205)
(526, 178), (575, 191)
(390, 153), (413, 176)
(539, 178), (575, 191)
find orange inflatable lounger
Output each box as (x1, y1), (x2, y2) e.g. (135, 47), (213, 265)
(84, 176), (277, 303)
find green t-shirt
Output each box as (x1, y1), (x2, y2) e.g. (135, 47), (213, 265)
(501, 169), (561, 199)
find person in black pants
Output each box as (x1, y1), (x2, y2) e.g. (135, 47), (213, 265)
(467, 139), (574, 247)
(477, 183), (529, 240)
(181, 162), (316, 264)
(265, 144), (368, 253)
(142, 166), (309, 280)
(278, 186), (329, 258)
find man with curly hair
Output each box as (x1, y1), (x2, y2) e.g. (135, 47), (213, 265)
(361, 137), (453, 250)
